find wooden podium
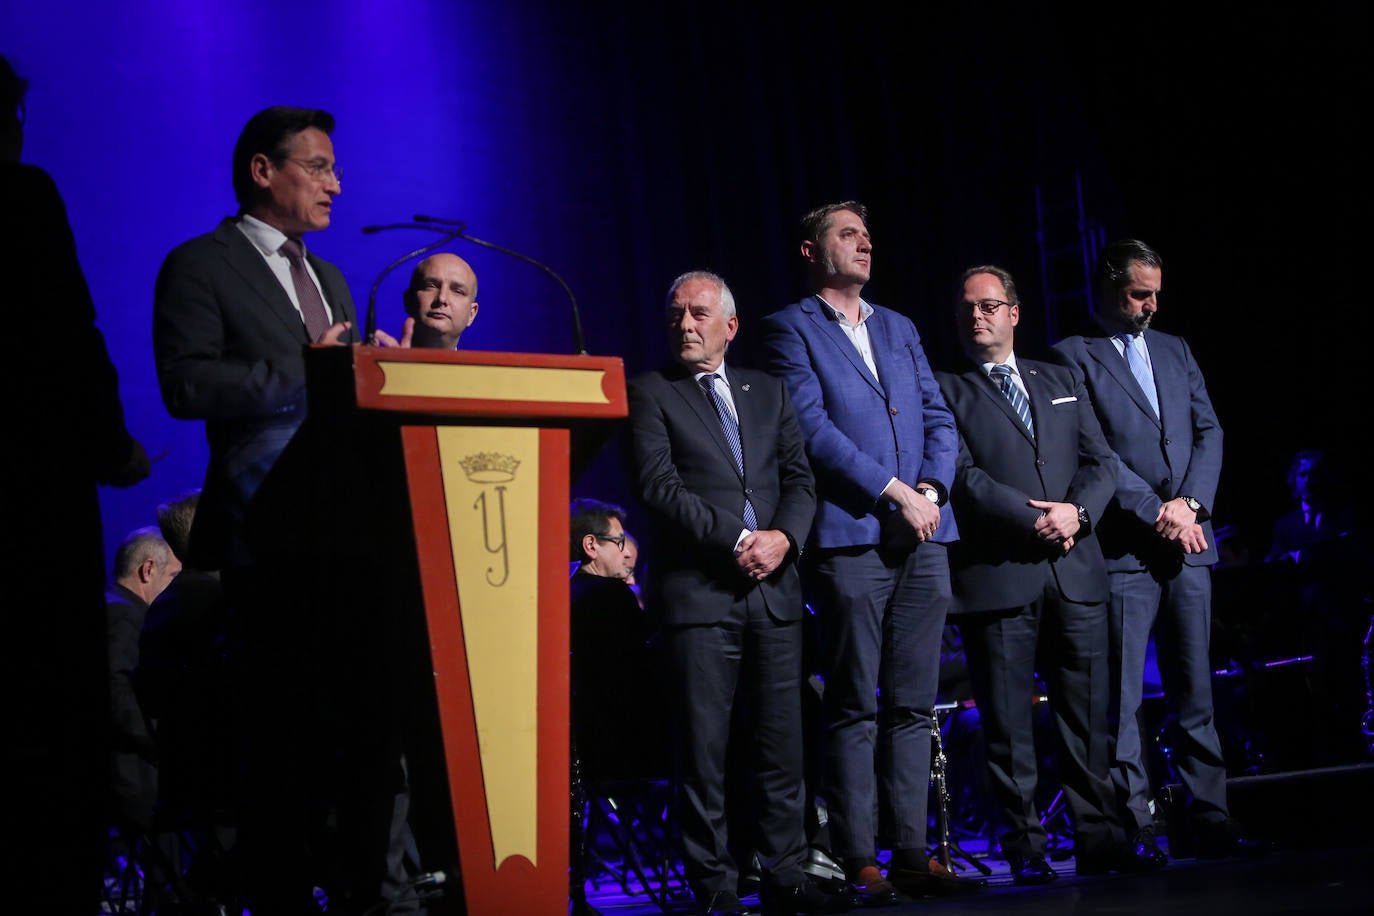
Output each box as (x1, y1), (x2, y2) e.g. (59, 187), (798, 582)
(302, 344), (627, 914)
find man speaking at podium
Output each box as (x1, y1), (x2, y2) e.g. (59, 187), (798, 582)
(153, 106), (361, 915)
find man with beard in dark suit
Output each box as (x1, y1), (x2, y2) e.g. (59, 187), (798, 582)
(1053, 239), (1262, 863)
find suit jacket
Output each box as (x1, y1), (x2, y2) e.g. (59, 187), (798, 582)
(153, 217), (358, 568)
(1052, 329), (1222, 571)
(937, 358), (1114, 612)
(627, 364), (815, 626)
(106, 583), (158, 826)
(760, 296), (958, 549)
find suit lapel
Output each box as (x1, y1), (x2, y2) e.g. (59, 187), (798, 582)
(309, 252), (356, 327)
(972, 367), (1035, 445)
(1087, 335), (1160, 429)
(673, 373), (742, 480)
(731, 371), (762, 478)
(802, 296), (884, 397)
(213, 219), (310, 343)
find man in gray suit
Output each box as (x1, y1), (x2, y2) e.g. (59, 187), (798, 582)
(936, 265), (1149, 883)
(1053, 239), (1261, 863)
(153, 106), (358, 915)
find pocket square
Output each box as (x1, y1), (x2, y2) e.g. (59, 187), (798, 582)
(1050, 396), (1077, 405)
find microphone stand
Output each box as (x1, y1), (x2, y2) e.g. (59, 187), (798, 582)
(361, 215), (589, 355)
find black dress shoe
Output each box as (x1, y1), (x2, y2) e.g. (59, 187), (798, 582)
(1076, 834), (1167, 876)
(759, 877), (851, 915)
(1194, 819), (1270, 859)
(1128, 826), (1170, 871)
(1009, 853), (1059, 885)
(697, 889), (751, 916)
(887, 860), (987, 897)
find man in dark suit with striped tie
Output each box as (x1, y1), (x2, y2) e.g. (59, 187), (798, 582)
(628, 271), (847, 916)
(936, 265), (1140, 882)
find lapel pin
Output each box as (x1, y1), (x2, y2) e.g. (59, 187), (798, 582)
(741, 384), (750, 391)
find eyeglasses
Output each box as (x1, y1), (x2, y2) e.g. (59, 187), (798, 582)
(282, 157), (343, 183)
(595, 534), (627, 550)
(964, 298), (1010, 315)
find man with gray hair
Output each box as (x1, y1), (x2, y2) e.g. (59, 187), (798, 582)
(107, 528), (181, 830)
(629, 271), (843, 915)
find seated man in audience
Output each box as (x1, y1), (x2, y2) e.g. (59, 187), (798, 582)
(107, 527), (182, 832)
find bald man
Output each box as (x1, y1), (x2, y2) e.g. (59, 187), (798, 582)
(380, 252), (480, 350)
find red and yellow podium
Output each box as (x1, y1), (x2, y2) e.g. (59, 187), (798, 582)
(306, 344), (627, 914)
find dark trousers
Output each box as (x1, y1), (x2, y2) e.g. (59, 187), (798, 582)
(959, 580), (1120, 860)
(806, 542), (949, 861)
(664, 594), (808, 898)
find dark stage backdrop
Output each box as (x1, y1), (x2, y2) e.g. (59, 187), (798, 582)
(3, 1), (1362, 575)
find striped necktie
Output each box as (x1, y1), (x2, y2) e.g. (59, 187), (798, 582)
(989, 363), (1035, 437)
(1119, 333), (1160, 417)
(699, 374), (758, 530)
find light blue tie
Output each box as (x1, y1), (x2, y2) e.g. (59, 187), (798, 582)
(699, 374), (758, 530)
(1119, 333), (1160, 417)
(989, 364), (1035, 437)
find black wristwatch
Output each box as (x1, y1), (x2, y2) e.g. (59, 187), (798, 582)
(1076, 504), (1091, 535)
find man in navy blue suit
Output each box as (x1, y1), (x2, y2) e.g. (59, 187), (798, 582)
(937, 265), (1154, 882)
(629, 271), (847, 916)
(1053, 239), (1261, 862)
(761, 203), (983, 904)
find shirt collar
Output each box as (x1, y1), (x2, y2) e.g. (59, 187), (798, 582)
(979, 352), (1022, 377)
(237, 213), (293, 258)
(693, 364), (729, 387)
(816, 295), (873, 326)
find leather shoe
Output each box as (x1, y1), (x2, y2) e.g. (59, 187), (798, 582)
(696, 889), (751, 916)
(847, 866), (898, 907)
(1194, 819), (1270, 859)
(802, 847), (849, 894)
(887, 859), (987, 897)
(759, 877), (851, 915)
(1009, 853), (1059, 885)
(1129, 826), (1170, 871)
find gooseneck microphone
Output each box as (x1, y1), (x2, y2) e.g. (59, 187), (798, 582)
(361, 215), (588, 355)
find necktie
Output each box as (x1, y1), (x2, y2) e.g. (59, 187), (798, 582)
(1119, 333), (1160, 417)
(699, 374), (758, 530)
(989, 364), (1034, 437)
(279, 238), (331, 341)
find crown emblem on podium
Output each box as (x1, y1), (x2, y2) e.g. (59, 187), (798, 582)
(459, 451), (521, 483)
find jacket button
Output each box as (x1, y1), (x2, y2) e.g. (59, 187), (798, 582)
(1164, 437), (1172, 445)
(1036, 457), (1046, 467)
(890, 407), (898, 415)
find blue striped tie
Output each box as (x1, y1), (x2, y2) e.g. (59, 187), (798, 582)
(699, 374), (758, 530)
(989, 363), (1035, 437)
(1118, 333), (1160, 418)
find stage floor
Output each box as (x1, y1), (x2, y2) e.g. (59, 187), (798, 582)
(586, 835), (1374, 915)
